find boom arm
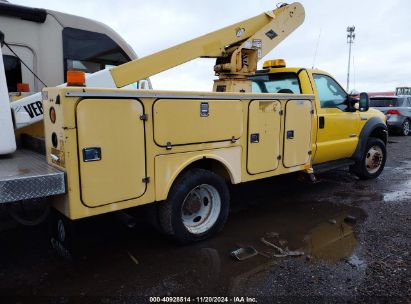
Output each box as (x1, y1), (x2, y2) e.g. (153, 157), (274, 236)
(110, 2), (305, 87)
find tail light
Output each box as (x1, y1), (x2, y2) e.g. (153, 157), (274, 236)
(386, 109), (401, 115)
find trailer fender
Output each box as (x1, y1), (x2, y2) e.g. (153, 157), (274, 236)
(154, 147), (242, 201)
(351, 116), (388, 161)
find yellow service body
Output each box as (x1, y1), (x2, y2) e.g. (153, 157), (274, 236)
(43, 88), (314, 219)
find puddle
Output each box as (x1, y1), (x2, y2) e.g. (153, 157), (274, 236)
(383, 179), (411, 203)
(0, 176), (368, 297)
(301, 212), (359, 262)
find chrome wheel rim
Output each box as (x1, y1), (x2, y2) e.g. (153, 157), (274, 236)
(365, 145), (383, 174)
(181, 184), (221, 234)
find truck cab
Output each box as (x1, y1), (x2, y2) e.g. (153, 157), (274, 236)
(249, 60), (387, 177)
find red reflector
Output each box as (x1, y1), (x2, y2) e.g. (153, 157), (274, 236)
(49, 107), (56, 124)
(386, 109), (400, 115)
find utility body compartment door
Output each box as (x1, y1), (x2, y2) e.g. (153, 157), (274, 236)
(247, 100), (282, 174)
(283, 99), (313, 167)
(153, 99), (243, 147)
(76, 99), (146, 207)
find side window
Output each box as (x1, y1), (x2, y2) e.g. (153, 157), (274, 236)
(313, 74), (347, 110)
(3, 55), (22, 92)
(251, 81), (262, 93)
(250, 73), (301, 94)
(62, 27), (131, 81)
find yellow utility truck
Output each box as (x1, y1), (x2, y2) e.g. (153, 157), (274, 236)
(0, 3), (387, 248)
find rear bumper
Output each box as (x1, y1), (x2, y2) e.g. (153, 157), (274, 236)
(386, 115), (405, 129)
(0, 150), (66, 204)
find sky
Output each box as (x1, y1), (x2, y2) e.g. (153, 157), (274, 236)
(10, 0), (411, 93)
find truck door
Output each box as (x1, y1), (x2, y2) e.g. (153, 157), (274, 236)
(312, 74), (360, 164)
(76, 99), (147, 207)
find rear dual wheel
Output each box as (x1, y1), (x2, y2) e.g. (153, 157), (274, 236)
(158, 169), (230, 244)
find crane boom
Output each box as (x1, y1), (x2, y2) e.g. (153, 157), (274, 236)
(111, 3), (305, 87)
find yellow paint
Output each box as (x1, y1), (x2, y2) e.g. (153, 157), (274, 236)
(283, 99), (313, 167)
(76, 99), (146, 207)
(247, 100), (281, 174)
(43, 87), (315, 220)
(155, 147), (242, 201)
(153, 99), (243, 146)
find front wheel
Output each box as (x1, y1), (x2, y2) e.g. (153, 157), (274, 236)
(158, 169), (230, 244)
(350, 137), (387, 180)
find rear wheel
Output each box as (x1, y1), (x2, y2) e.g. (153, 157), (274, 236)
(49, 209), (75, 260)
(158, 169), (230, 244)
(400, 119), (410, 136)
(350, 137), (386, 180)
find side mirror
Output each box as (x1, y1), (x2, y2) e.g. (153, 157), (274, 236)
(346, 93), (358, 112)
(359, 92), (370, 112)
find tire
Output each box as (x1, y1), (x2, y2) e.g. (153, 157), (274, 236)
(350, 137), (386, 180)
(400, 119), (411, 136)
(158, 168), (230, 244)
(49, 209), (76, 260)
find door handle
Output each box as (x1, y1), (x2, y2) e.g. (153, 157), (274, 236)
(319, 116), (325, 129)
(250, 133), (260, 143)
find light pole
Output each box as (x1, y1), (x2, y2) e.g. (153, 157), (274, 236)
(346, 26), (355, 92)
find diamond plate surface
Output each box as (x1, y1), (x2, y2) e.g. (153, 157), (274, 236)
(0, 150), (66, 204)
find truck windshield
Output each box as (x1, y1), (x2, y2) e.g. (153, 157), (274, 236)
(370, 98), (403, 107)
(250, 73), (301, 94)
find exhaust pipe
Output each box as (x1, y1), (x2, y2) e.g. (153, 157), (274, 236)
(0, 32), (17, 155)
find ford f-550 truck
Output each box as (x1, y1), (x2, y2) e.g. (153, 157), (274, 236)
(0, 3), (387, 249)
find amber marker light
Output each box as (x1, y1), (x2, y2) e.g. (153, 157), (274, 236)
(17, 83), (30, 92)
(67, 70), (86, 87)
(263, 59), (286, 69)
